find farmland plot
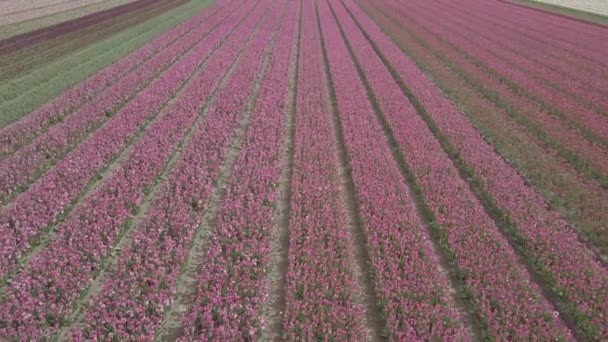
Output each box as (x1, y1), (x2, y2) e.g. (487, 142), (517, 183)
(0, 0), (606, 340)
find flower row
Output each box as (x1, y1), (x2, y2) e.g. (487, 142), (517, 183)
(350, 0), (608, 337)
(386, 0), (608, 144)
(0, 1), (238, 205)
(409, 0), (608, 110)
(0, 0), (224, 157)
(464, 0), (608, 65)
(319, 1), (471, 339)
(365, 0), (608, 254)
(0, 2), (249, 280)
(177, 2), (297, 338)
(74, 3), (279, 339)
(341, 0), (573, 339)
(433, 0), (608, 98)
(0, 2), (261, 339)
(281, 1), (366, 339)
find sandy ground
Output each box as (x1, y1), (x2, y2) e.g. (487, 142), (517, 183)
(0, 0), (131, 26)
(534, 0), (608, 16)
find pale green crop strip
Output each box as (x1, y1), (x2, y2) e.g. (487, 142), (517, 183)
(0, 0), (214, 128)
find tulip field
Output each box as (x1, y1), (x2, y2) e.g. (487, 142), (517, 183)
(0, 0), (607, 340)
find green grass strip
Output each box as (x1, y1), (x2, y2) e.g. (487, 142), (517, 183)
(0, 0), (214, 128)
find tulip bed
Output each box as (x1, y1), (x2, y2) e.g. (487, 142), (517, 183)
(360, 0), (608, 255)
(0, 2), (239, 206)
(318, 1), (470, 339)
(327, 1), (572, 340)
(392, 1), (608, 144)
(1, 0), (606, 340)
(0, 0), (226, 158)
(176, 0), (297, 339)
(278, 1), (365, 339)
(378, 0), (608, 182)
(0, 0), (252, 283)
(72, 2), (278, 339)
(347, 0), (608, 337)
(0, 1), (262, 338)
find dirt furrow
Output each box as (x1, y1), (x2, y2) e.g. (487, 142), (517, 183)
(153, 7), (284, 340)
(259, 0), (301, 340)
(316, 2), (386, 340)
